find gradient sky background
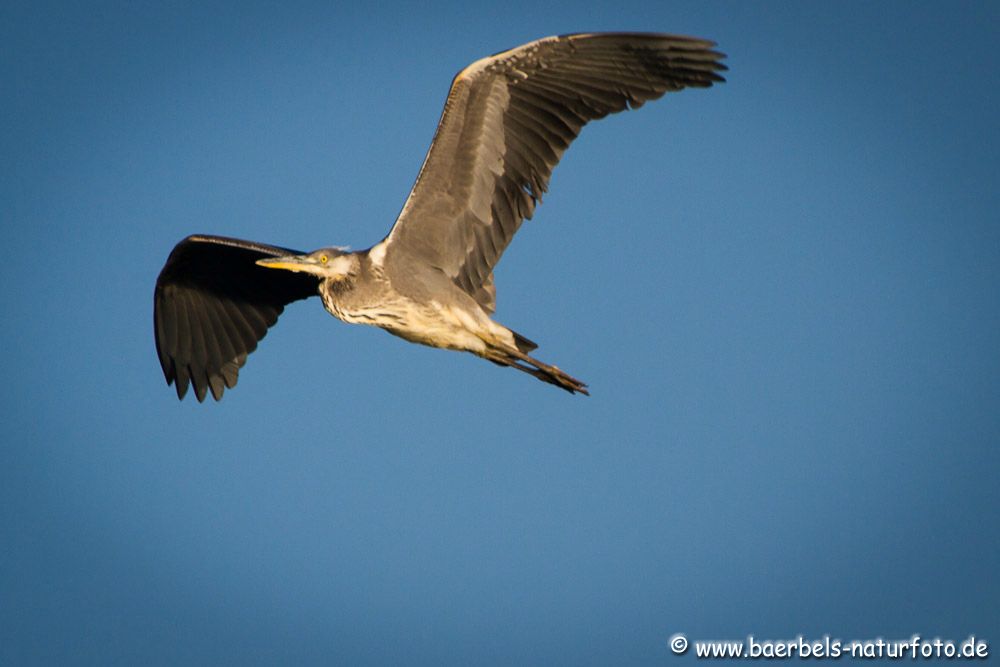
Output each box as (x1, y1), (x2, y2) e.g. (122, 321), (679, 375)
(2, 1), (998, 665)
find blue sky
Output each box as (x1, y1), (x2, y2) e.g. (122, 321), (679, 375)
(2, 1), (998, 664)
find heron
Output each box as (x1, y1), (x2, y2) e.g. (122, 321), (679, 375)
(154, 32), (726, 401)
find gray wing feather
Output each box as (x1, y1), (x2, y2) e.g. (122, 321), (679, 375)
(380, 32), (726, 310)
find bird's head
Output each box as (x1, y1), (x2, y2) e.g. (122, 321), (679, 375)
(256, 247), (358, 281)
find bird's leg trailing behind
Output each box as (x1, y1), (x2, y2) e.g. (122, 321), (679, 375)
(482, 344), (589, 395)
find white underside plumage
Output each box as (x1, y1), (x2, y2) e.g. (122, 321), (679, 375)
(320, 289), (514, 355)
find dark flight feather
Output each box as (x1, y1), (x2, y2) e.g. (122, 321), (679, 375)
(154, 235), (319, 401)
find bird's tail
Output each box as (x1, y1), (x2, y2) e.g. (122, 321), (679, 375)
(510, 329), (538, 353)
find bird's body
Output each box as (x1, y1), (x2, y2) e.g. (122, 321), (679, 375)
(258, 243), (582, 391)
(154, 32), (726, 401)
(315, 248), (498, 354)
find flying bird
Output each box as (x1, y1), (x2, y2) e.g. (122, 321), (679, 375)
(154, 32), (726, 401)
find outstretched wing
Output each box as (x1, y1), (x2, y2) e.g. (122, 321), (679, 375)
(378, 32), (726, 312)
(154, 235), (319, 401)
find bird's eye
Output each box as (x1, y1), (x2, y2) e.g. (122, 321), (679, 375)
(320, 254), (328, 264)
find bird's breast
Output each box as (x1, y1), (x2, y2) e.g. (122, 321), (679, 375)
(321, 285), (491, 354)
